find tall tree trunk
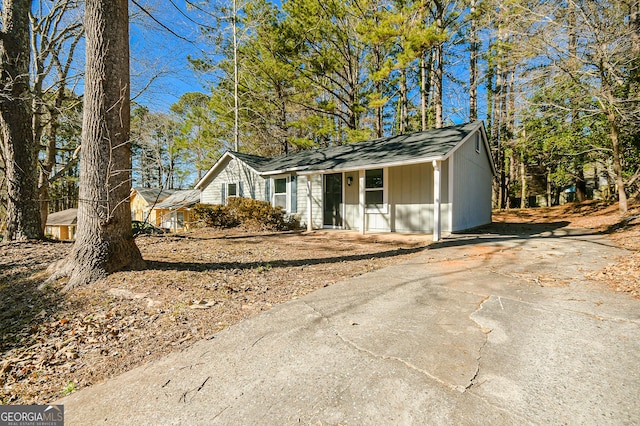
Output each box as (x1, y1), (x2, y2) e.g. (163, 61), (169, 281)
(608, 110), (628, 214)
(469, 0), (478, 121)
(420, 54), (427, 131)
(399, 67), (408, 133)
(434, 0), (444, 129)
(1, 0), (42, 241)
(45, 0), (143, 290)
(520, 160), (527, 208)
(567, 2), (587, 203)
(546, 167), (552, 207)
(423, 49), (433, 130)
(38, 111), (58, 231)
(232, 0), (239, 152)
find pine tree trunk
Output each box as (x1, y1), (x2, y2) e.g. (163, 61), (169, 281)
(0, 0), (43, 241)
(46, 0), (143, 290)
(520, 161), (527, 208)
(608, 110), (628, 214)
(399, 67), (407, 133)
(434, 0), (444, 129)
(469, 0), (478, 121)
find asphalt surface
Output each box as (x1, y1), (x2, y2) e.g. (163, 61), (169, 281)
(59, 224), (640, 425)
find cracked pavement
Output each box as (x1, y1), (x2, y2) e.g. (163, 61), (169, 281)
(59, 224), (640, 425)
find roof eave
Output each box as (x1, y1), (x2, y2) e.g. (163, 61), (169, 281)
(296, 155), (447, 175)
(196, 151), (266, 190)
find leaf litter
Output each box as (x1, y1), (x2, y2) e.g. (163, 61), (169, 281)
(2, 201), (638, 404)
(1, 229), (425, 404)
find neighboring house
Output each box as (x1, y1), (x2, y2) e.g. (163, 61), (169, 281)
(152, 189), (201, 232)
(130, 187), (176, 224)
(195, 121), (496, 240)
(45, 208), (78, 240)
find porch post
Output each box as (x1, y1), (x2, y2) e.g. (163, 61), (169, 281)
(306, 175), (313, 232)
(359, 170), (366, 234)
(433, 160), (441, 242)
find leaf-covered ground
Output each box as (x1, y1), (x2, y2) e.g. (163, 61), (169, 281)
(0, 230), (425, 404)
(492, 200), (640, 298)
(1, 200), (637, 404)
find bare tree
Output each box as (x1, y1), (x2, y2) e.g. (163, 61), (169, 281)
(46, 0), (143, 290)
(0, 0), (43, 240)
(30, 0), (84, 229)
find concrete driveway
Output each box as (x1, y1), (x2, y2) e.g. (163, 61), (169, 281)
(60, 223), (640, 425)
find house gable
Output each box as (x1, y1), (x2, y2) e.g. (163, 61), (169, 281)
(198, 153), (267, 205)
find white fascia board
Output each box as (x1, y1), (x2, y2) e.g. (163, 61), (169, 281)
(440, 121), (497, 176)
(195, 151), (263, 189)
(296, 155), (446, 176)
(194, 151), (233, 190)
(479, 122), (498, 176)
(259, 166), (309, 176)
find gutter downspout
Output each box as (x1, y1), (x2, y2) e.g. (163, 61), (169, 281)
(433, 160), (441, 242)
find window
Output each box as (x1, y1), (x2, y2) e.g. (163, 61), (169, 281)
(222, 182), (240, 204)
(475, 134), (481, 153)
(365, 168), (385, 211)
(270, 175), (297, 213)
(227, 183), (238, 197)
(273, 177), (287, 210)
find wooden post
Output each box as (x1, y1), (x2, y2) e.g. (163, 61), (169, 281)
(359, 170), (366, 235)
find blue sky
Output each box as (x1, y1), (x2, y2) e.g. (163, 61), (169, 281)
(128, 0), (479, 125)
(129, 1), (214, 112)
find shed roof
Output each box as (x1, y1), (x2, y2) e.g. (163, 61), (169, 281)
(46, 208), (78, 226)
(154, 189), (201, 209)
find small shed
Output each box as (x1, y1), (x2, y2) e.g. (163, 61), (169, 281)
(196, 121), (495, 240)
(130, 187), (176, 224)
(45, 208), (78, 240)
(152, 189), (201, 232)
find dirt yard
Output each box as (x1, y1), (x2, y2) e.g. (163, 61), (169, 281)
(1, 200), (638, 405)
(0, 230), (425, 404)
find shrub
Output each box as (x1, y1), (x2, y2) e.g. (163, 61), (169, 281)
(194, 199), (300, 231)
(193, 203), (238, 228)
(226, 197), (288, 231)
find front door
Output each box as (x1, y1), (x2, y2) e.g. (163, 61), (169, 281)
(323, 173), (343, 227)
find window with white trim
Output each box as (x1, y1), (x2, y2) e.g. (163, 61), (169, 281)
(273, 177), (288, 210)
(222, 182), (241, 204)
(365, 168), (386, 212)
(227, 182), (238, 197)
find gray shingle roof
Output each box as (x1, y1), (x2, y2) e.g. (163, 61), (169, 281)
(154, 189), (201, 209)
(132, 187), (176, 204)
(46, 208), (78, 226)
(229, 152), (275, 172)
(234, 121), (483, 174)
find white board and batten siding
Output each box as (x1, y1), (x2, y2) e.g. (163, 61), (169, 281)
(450, 131), (493, 231)
(341, 162), (451, 234)
(200, 156), (267, 205)
(296, 174), (323, 229)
